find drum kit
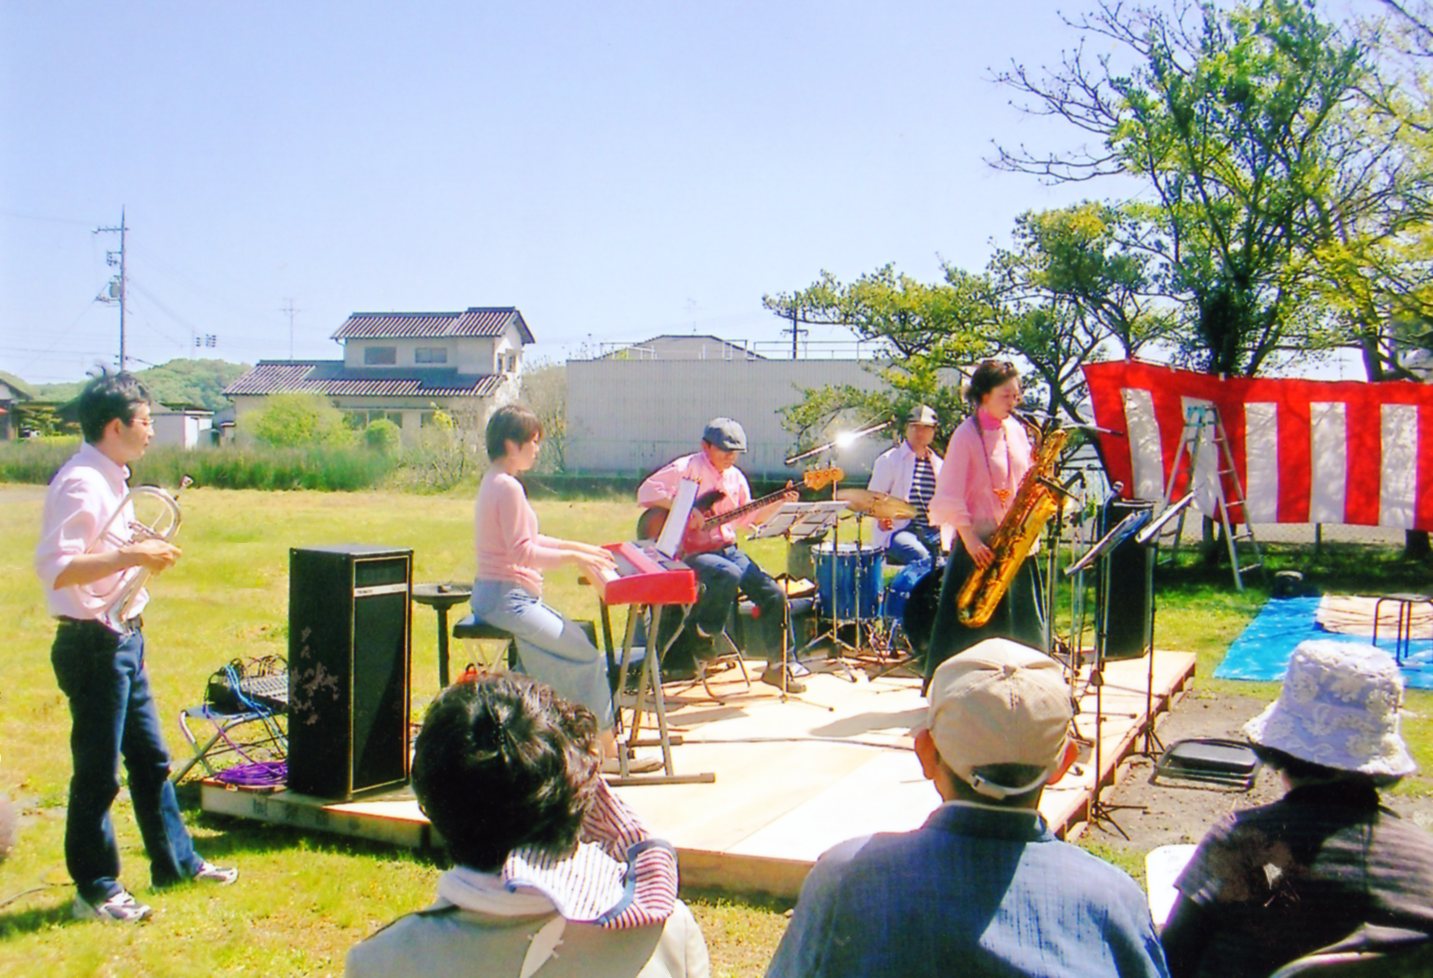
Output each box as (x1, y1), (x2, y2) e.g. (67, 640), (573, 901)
(790, 487), (940, 670)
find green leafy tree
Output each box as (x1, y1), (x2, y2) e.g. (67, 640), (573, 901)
(246, 392), (353, 448)
(768, 204), (1171, 430)
(33, 359), (249, 411)
(139, 359), (250, 411)
(763, 265), (993, 440)
(519, 361), (568, 473)
(975, 202), (1177, 419)
(994, 0), (1409, 376)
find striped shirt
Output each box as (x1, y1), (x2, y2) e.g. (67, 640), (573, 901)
(908, 456), (937, 533)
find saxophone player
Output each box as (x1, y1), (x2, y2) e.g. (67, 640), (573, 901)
(925, 360), (1046, 680)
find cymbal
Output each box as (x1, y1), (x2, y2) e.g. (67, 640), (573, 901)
(835, 488), (917, 520)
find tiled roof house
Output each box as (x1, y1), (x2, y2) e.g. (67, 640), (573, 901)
(224, 307), (531, 441)
(0, 370), (35, 441)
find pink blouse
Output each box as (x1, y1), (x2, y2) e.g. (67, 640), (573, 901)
(928, 414), (1033, 544)
(474, 470), (569, 596)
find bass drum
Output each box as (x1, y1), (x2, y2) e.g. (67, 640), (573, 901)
(901, 562), (945, 668)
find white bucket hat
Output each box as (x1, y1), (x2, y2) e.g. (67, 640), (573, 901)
(1243, 640), (1416, 780)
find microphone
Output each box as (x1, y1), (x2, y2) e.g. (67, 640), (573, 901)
(1069, 423), (1125, 437)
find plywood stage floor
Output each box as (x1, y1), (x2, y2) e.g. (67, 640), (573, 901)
(200, 649), (1195, 899)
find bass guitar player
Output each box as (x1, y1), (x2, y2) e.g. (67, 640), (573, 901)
(636, 417), (826, 691)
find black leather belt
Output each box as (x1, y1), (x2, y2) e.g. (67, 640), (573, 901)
(56, 615), (142, 631)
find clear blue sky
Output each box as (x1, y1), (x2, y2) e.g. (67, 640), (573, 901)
(4, 2), (1141, 382)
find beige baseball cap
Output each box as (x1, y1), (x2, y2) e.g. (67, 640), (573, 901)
(926, 638), (1073, 799)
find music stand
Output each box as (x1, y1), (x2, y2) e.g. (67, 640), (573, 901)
(751, 501), (845, 703)
(1130, 491), (1197, 755)
(1063, 503), (1151, 839)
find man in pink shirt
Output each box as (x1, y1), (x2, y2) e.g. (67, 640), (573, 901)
(34, 371), (236, 923)
(637, 419), (800, 691)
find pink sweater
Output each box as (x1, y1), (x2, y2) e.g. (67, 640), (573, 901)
(928, 415), (1033, 544)
(474, 470), (569, 596)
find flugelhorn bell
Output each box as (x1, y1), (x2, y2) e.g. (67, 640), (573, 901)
(81, 476), (191, 624)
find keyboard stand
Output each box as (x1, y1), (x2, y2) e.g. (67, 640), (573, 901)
(606, 599), (716, 786)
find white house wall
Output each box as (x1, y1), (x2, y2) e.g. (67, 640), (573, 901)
(344, 337), (502, 371)
(566, 358), (908, 479)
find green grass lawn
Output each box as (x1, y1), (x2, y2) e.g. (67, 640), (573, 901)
(1, 483), (1428, 976)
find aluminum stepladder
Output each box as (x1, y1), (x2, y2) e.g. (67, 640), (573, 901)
(1153, 403), (1266, 592)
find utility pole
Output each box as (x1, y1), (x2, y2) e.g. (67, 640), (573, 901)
(781, 307), (808, 359)
(281, 298), (300, 359)
(94, 209), (128, 371)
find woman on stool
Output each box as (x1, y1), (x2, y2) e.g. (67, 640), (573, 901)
(471, 404), (656, 773)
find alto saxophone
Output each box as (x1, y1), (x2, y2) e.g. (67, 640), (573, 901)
(955, 419), (1068, 628)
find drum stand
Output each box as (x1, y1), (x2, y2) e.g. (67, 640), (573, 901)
(795, 509), (869, 682)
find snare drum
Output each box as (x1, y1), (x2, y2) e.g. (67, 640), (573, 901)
(812, 542), (884, 620)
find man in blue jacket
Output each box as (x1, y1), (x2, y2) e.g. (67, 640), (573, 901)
(767, 638), (1169, 978)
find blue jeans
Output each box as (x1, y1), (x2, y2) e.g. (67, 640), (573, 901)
(50, 620), (202, 903)
(470, 580), (614, 730)
(885, 526), (942, 566)
(686, 546), (787, 655)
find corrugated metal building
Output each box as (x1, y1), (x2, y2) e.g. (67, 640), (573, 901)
(566, 335), (936, 479)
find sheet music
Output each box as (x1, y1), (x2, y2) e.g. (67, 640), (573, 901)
(750, 500), (847, 540)
(656, 479), (699, 559)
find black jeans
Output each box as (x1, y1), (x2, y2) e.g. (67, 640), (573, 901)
(51, 619), (201, 902)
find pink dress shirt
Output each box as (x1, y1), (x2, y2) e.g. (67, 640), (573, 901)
(474, 469), (570, 596)
(34, 441), (149, 625)
(636, 452), (755, 555)
(928, 414), (1033, 545)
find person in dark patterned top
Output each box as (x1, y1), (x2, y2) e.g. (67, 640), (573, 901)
(1161, 640), (1433, 978)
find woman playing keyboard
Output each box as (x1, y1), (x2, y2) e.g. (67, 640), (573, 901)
(470, 404), (658, 773)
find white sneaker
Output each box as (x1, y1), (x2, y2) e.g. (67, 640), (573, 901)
(73, 889), (153, 923)
(192, 861), (238, 885)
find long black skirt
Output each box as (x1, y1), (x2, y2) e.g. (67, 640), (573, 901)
(924, 542), (1045, 682)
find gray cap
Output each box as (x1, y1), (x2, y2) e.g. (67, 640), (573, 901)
(906, 404), (939, 427)
(702, 417), (747, 452)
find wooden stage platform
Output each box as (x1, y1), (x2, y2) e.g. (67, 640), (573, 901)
(200, 649), (1195, 899)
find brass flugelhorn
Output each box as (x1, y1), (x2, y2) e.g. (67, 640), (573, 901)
(81, 475), (192, 623)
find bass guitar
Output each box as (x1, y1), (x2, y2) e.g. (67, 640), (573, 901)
(636, 465), (843, 553)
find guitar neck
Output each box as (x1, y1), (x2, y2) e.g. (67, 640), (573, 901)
(701, 486), (790, 530)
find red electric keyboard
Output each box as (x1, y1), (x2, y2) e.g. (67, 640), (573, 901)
(597, 541), (698, 606)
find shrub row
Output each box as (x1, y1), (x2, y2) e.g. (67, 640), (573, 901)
(0, 441), (397, 492)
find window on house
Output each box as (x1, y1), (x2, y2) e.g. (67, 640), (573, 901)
(503, 352), (518, 373)
(415, 347), (448, 364)
(364, 346), (397, 366)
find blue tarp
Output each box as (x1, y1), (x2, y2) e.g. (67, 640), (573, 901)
(1215, 596), (1433, 689)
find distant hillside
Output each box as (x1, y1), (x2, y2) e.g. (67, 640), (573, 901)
(31, 359), (250, 412)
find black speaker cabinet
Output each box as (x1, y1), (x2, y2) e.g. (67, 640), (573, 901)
(287, 545), (412, 800)
(1095, 499), (1155, 660)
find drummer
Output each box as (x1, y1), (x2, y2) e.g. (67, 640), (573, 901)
(866, 405), (948, 566)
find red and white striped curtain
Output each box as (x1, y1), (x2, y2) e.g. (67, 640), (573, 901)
(1082, 360), (1433, 532)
